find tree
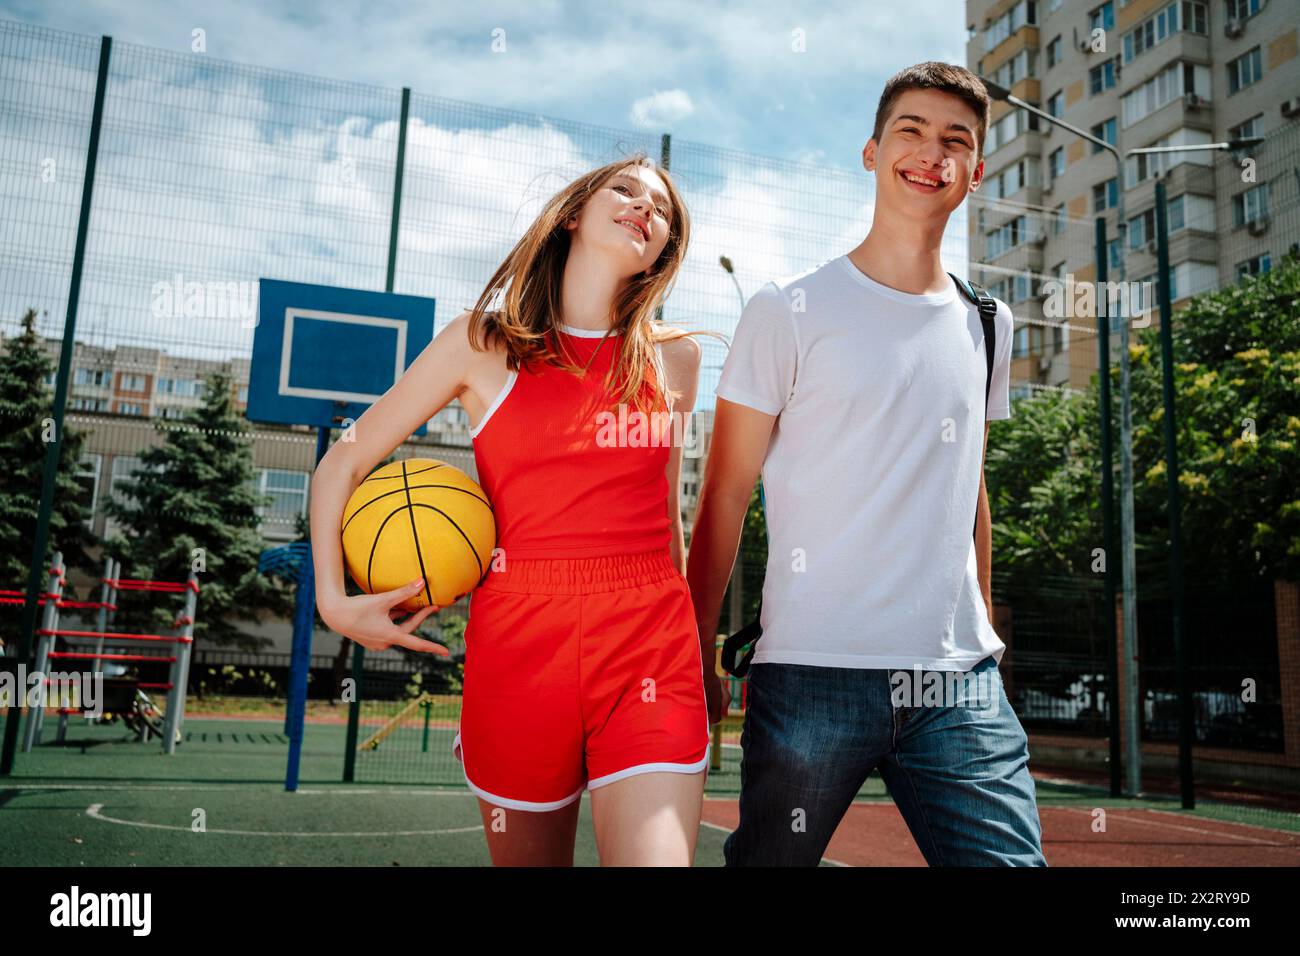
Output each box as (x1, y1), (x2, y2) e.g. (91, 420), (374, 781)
(104, 370), (291, 649)
(984, 254), (1300, 702)
(1126, 254), (1300, 584)
(0, 309), (96, 644)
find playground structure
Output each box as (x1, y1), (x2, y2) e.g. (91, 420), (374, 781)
(1, 551), (199, 754)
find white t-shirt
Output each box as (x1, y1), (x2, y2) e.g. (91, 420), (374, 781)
(715, 254), (1015, 671)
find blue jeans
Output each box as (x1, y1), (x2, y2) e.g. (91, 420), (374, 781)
(723, 655), (1046, 866)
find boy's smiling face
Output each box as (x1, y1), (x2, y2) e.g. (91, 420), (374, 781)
(863, 87), (985, 223)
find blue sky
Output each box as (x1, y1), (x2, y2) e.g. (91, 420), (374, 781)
(7, 0), (972, 171)
(1, 1), (978, 404)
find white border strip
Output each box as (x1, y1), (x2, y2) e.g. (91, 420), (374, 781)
(468, 368), (518, 438)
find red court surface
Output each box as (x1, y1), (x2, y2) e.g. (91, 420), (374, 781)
(700, 799), (1300, 866)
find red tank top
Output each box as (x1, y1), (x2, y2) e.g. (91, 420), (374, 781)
(470, 325), (672, 559)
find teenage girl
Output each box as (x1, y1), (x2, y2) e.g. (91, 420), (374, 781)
(311, 155), (712, 866)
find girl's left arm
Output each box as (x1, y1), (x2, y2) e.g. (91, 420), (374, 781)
(662, 334), (702, 575)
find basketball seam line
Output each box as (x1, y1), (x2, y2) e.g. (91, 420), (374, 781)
(400, 460), (434, 608)
(341, 484), (491, 537)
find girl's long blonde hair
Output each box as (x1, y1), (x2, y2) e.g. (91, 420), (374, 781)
(466, 153), (710, 415)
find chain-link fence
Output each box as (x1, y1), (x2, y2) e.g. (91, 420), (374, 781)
(2, 18), (1297, 820)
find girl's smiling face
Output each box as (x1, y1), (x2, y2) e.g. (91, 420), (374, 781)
(566, 164), (674, 277)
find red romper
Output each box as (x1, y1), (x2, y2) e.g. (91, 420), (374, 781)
(452, 323), (710, 811)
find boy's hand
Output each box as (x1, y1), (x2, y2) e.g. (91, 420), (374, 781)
(705, 671), (731, 724)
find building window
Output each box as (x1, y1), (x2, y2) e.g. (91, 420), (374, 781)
(1089, 2), (1115, 32)
(1012, 273), (1037, 302)
(1052, 203), (1067, 235)
(1122, 61), (1209, 127)
(1230, 114), (1263, 142)
(986, 109), (1041, 153)
(984, 0), (1039, 52)
(1050, 147), (1065, 178)
(1107, 238), (1122, 269)
(118, 402), (144, 416)
(1090, 117), (1117, 152)
(1224, 0), (1263, 21)
(1236, 253), (1271, 279)
(1090, 60), (1117, 95)
(1013, 326), (1031, 358)
(1123, 2), (1207, 63)
(1124, 128), (1214, 186)
(986, 215), (1030, 258)
(120, 373), (145, 392)
(237, 385), (248, 404)
(1227, 47), (1262, 94)
(73, 367), (108, 387)
(1046, 35), (1062, 67)
(1232, 183), (1271, 226)
(987, 157), (1041, 200)
(990, 49), (1038, 88)
(256, 469), (310, 528)
(1047, 90), (1064, 116)
(1129, 209), (1152, 248)
(1093, 177), (1119, 212)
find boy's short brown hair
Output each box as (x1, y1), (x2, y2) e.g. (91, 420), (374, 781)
(872, 62), (991, 158)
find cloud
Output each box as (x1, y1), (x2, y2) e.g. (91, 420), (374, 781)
(629, 89), (694, 129)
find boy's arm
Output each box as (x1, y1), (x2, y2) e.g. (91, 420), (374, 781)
(685, 397), (777, 659)
(975, 420), (993, 623)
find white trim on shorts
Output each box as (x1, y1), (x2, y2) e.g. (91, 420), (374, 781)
(452, 731), (585, 812)
(586, 753), (710, 790)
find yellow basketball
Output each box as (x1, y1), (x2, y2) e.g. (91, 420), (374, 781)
(341, 458), (495, 610)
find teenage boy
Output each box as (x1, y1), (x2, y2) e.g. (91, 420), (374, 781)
(686, 62), (1046, 866)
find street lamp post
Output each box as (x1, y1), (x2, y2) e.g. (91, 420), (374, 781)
(980, 77), (1261, 798)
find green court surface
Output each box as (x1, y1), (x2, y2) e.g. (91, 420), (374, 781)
(2, 712), (1296, 866)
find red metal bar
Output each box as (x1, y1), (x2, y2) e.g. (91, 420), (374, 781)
(103, 578), (196, 593)
(37, 628), (192, 643)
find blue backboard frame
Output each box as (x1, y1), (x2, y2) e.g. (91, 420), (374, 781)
(249, 279), (436, 432)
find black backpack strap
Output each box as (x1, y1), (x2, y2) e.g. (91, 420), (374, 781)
(948, 273), (997, 415)
(721, 607), (762, 678)
(949, 273), (999, 543)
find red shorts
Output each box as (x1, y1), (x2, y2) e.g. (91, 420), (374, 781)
(452, 548), (710, 811)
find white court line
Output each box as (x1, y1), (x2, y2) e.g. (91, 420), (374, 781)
(1139, 806), (1300, 837)
(84, 804), (485, 838)
(1057, 806), (1299, 845)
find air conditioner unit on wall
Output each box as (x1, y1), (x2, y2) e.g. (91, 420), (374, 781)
(1145, 239), (1158, 255)
(1224, 18), (1244, 39)
(1282, 98), (1300, 119)
(1184, 92), (1205, 110)
(1248, 216), (1271, 236)
(1038, 355), (1053, 372)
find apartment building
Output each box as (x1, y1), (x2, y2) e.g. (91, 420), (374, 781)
(966, 0), (1299, 396)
